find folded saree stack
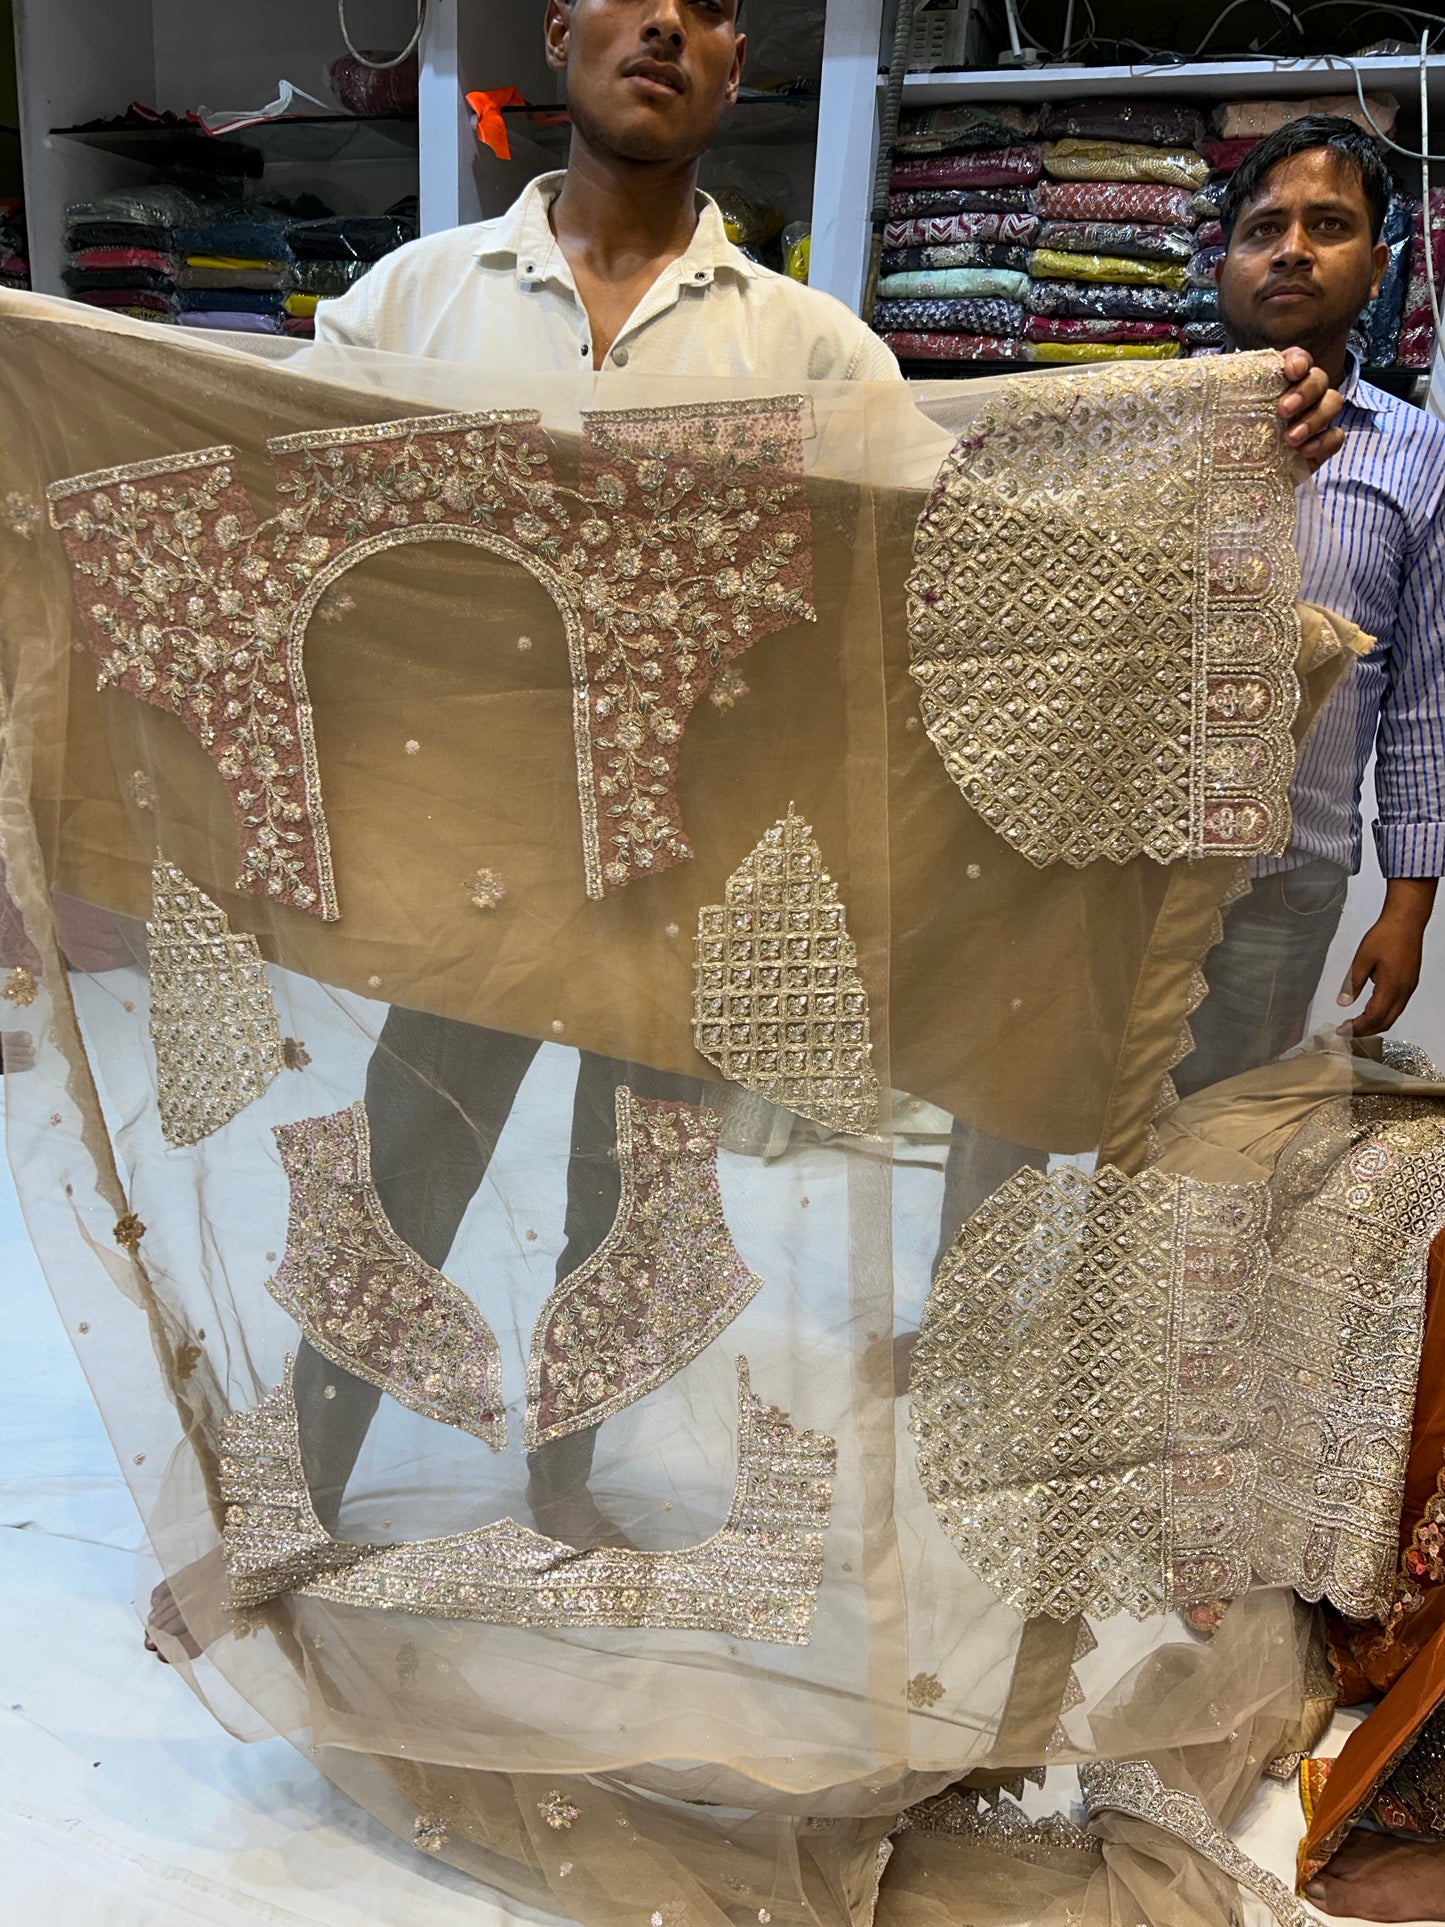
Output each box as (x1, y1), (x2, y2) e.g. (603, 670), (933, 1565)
(1, 290), (1442, 1927)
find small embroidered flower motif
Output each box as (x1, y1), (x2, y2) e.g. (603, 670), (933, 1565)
(1, 492), (41, 540)
(538, 1790), (580, 1831)
(464, 868), (507, 912)
(113, 1212), (147, 1250)
(708, 666), (750, 712)
(404, 739), (420, 756)
(906, 1671), (945, 1710)
(176, 1342), (202, 1381)
(412, 1814), (448, 1854)
(516, 634), (533, 651)
(282, 1037), (311, 1070)
(2, 967), (38, 1007)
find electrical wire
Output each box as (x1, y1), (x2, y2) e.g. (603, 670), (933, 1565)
(1194, 0), (1307, 59)
(337, 0), (427, 71)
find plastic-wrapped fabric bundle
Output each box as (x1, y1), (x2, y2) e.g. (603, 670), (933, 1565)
(1184, 321), (1229, 348)
(1034, 222), (1195, 264)
(1357, 194), (1416, 368)
(1030, 341), (1180, 362)
(894, 104), (1039, 155)
(1030, 250), (1188, 291)
(1211, 95), (1399, 139)
(1025, 317), (1182, 346)
(1039, 99), (1206, 148)
(887, 188), (1034, 218)
(2, 293), (1432, 1927)
(884, 212), (1039, 250)
(877, 269), (1030, 303)
(1187, 287), (1221, 324)
(891, 149), (1043, 192)
(1041, 141), (1211, 192)
(1034, 181), (1198, 227)
(1203, 137), (1259, 176)
(881, 245), (1031, 276)
(873, 296), (1026, 336)
(1396, 188), (1445, 368)
(877, 331), (1027, 364)
(1187, 246), (1224, 289)
(1027, 280), (1189, 323)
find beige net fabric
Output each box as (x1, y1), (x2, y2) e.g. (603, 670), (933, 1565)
(0, 290), (1428, 1927)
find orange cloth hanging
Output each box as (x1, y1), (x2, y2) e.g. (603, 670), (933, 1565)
(466, 87), (529, 162)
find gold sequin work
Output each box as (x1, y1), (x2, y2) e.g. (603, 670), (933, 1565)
(1080, 1762), (1314, 1927)
(911, 1095), (1445, 1623)
(694, 807), (878, 1137)
(222, 1357), (835, 1644)
(147, 862), (285, 1146)
(906, 1671), (945, 1709)
(894, 1790), (1100, 1870)
(267, 1104), (506, 1449)
(463, 868), (507, 912)
(525, 1089), (764, 1446)
(538, 1791), (580, 1831)
(49, 399), (813, 911)
(907, 353), (1301, 867)
(1, 965), (37, 1007)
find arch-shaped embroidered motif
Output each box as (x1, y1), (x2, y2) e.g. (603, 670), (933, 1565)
(48, 400), (814, 916)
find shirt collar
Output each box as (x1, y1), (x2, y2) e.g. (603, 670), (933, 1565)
(474, 169), (756, 288)
(1338, 349), (1378, 417)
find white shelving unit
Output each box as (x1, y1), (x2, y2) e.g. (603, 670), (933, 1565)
(811, 46), (1445, 314)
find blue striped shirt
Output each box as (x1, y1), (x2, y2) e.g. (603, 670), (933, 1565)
(1259, 360), (1445, 879)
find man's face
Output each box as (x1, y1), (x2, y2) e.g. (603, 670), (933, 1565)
(1217, 148), (1388, 357)
(545, 0), (745, 165)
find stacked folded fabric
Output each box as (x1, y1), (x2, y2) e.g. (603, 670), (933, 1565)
(1396, 188), (1445, 369)
(283, 205), (418, 339)
(1024, 100), (1210, 362)
(62, 185), (202, 321)
(0, 197), (28, 292)
(1354, 194), (1417, 369)
(875, 103), (1040, 366)
(171, 202), (292, 333)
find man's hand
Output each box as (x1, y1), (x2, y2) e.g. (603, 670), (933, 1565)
(1277, 345), (1345, 469)
(1337, 876), (1439, 1037)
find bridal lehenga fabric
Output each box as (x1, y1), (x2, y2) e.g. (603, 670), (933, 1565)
(2, 288), (1444, 1927)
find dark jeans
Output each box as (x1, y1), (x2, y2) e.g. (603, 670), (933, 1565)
(1172, 858), (1350, 1099)
(295, 1008), (706, 1538)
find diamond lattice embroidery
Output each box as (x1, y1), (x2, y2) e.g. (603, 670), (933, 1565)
(906, 355), (1300, 867)
(693, 807), (879, 1137)
(148, 862), (285, 1146)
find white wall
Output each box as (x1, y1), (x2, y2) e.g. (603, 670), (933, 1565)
(150, 0), (418, 108)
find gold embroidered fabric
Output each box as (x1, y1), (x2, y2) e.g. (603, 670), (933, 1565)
(694, 807), (879, 1136)
(224, 1356), (836, 1644)
(907, 355), (1301, 867)
(911, 1096), (1445, 1623)
(49, 400), (812, 912)
(268, 1104), (506, 1448)
(893, 1789), (1102, 1869)
(525, 1088), (763, 1446)
(147, 861), (285, 1146)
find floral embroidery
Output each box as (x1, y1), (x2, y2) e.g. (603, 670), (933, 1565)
(906, 1671), (945, 1709)
(113, 1212), (147, 1249)
(223, 1356), (836, 1645)
(694, 807), (879, 1137)
(147, 862), (285, 1146)
(267, 1103), (506, 1448)
(1, 965), (37, 1006)
(907, 353), (1300, 867)
(49, 399), (813, 914)
(525, 1089), (763, 1446)
(463, 868), (507, 912)
(538, 1792), (580, 1831)
(1, 491), (41, 539)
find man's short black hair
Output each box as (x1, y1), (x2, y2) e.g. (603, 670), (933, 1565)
(1221, 114), (1394, 245)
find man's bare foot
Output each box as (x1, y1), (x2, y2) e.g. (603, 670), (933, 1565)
(1305, 1830), (1445, 1921)
(145, 1578), (201, 1663)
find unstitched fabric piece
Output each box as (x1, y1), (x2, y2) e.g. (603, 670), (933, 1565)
(1358, 195), (1417, 366)
(285, 292), (321, 319)
(177, 266), (293, 293)
(1025, 316), (1182, 345)
(1397, 189), (1445, 367)
(1192, 178), (1229, 220)
(1184, 320), (1229, 347)
(1034, 180), (1197, 227)
(1195, 220), (1224, 249)
(1212, 93), (1398, 139)
(1034, 221), (1194, 263)
(176, 310), (282, 333)
(62, 266), (177, 294)
(887, 187), (1034, 218)
(890, 147), (1043, 192)
(68, 246), (178, 277)
(177, 287), (286, 315)
(893, 102), (1039, 154)
(73, 288), (179, 314)
(286, 214), (416, 261)
(1039, 97), (1206, 147)
(875, 329), (1027, 362)
(1041, 140), (1211, 191)
(291, 258), (370, 297)
(877, 267), (1030, 302)
(872, 296), (1026, 336)
(882, 244), (1031, 276)
(1186, 287), (1220, 322)
(1029, 340), (1182, 363)
(1029, 249), (1188, 290)
(65, 221), (172, 253)
(175, 213), (292, 261)
(1187, 246), (1224, 288)
(1026, 280), (1189, 322)
(884, 212), (1039, 250)
(1203, 136), (1259, 176)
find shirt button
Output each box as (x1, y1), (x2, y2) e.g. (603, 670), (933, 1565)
(694, 270), (707, 281)
(580, 342), (590, 357)
(613, 345), (630, 366)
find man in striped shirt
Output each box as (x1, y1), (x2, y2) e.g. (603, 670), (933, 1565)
(1179, 116), (1444, 1101)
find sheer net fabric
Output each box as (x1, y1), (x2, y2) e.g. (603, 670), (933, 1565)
(0, 292), (1434, 1927)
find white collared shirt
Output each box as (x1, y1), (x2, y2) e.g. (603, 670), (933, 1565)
(315, 172), (901, 383)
